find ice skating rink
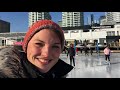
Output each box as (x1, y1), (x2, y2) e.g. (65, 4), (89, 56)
(60, 53), (120, 78)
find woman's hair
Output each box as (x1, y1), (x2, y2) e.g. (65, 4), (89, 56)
(22, 20), (65, 53)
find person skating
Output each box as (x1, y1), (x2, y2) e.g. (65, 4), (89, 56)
(68, 43), (76, 66)
(104, 46), (111, 65)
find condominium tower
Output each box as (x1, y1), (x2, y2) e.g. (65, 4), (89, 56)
(106, 12), (120, 24)
(28, 12), (51, 27)
(62, 12), (84, 27)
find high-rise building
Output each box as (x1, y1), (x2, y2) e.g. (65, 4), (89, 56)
(0, 19), (10, 33)
(106, 12), (114, 23)
(28, 12), (51, 27)
(91, 14), (94, 26)
(62, 12), (84, 27)
(99, 15), (106, 25)
(87, 16), (91, 25)
(58, 20), (62, 27)
(106, 12), (120, 24)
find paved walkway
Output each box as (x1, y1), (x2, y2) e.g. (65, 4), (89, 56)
(60, 52), (120, 78)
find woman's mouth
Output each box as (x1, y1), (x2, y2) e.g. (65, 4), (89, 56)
(37, 58), (52, 65)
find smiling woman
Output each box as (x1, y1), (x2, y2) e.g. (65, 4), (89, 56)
(0, 20), (73, 78)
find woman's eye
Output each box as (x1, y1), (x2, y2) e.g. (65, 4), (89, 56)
(53, 46), (60, 49)
(35, 43), (44, 47)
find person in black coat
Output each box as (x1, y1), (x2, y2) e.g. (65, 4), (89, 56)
(0, 20), (73, 78)
(68, 43), (76, 66)
(84, 45), (89, 56)
(90, 47), (93, 55)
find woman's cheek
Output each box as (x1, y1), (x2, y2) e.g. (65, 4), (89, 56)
(53, 50), (61, 57)
(31, 47), (41, 55)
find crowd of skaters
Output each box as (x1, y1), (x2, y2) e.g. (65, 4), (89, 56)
(63, 44), (94, 56)
(63, 41), (112, 67)
(63, 43), (94, 67)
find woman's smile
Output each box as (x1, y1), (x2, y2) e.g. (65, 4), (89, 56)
(36, 57), (52, 65)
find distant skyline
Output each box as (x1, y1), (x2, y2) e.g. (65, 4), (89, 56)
(50, 12), (105, 24)
(0, 12), (105, 32)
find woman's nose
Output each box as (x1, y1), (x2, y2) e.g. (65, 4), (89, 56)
(41, 46), (51, 57)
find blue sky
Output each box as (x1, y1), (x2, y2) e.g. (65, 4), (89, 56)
(0, 12), (105, 32)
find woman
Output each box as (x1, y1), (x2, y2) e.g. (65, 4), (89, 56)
(0, 20), (73, 78)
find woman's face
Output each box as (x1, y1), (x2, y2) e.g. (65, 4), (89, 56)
(27, 29), (61, 73)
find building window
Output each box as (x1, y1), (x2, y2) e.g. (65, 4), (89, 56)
(117, 31), (119, 36)
(107, 32), (111, 36)
(107, 31), (115, 36)
(111, 31), (115, 36)
(64, 30), (68, 33)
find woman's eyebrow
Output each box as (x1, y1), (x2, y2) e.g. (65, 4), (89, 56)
(36, 40), (45, 43)
(36, 39), (60, 45)
(54, 43), (61, 45)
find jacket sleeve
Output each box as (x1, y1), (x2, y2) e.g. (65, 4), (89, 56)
(0, 47), (25, 78)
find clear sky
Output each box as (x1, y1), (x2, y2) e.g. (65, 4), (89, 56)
(0, 12), (105, 32)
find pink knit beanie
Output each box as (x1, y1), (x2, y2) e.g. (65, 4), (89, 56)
(22, 20), (65, 53)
